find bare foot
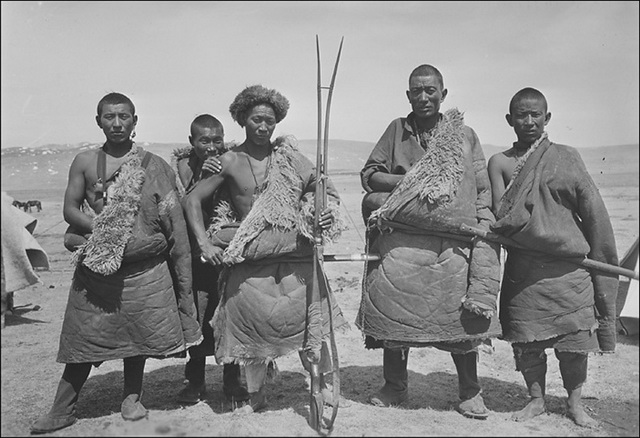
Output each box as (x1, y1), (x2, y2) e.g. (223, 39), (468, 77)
(511, 397), (545, 422)
(566, 403), (598, 428)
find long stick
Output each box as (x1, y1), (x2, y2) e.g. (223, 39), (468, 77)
(460, 223), (638, 280)
(305, 35), (344, 433)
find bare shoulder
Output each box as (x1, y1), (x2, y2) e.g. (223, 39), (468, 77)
(218, 148), (242, 170)
(70, 148), (99, 170)
(489, 148), (515, 164)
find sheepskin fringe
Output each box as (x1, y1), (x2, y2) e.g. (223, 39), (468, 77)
(223, 136), (304, 264)
(170, 142), (237, 198)
(72, 145), (146, 276)
(371, 108), (466, 222)
(222, 135), (345, 264)
(206, 200), (238, 238)
(170, 146), (194, 198)
(502, 131), (548, 195)
(461, 299), (495, 319)
(297, 194), (347, 244)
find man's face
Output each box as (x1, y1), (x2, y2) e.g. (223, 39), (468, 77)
(190, 125), (225, 161)
(96, 103), (137, 144)
(506, 97), (551, 146)
(245, 104), (276, 146)
(406, 74), (447, 120)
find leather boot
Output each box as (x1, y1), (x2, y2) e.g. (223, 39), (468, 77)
(370, 348), (409, 407)
(223, 363), (249, 402)
(31, 363), (91, 434)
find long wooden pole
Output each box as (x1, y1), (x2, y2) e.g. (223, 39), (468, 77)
(460, 223), (638, 280)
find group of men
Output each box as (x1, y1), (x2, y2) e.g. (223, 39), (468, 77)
(30, 62), (619, 434)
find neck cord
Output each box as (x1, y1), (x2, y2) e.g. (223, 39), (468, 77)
(246, 153), (271, 208)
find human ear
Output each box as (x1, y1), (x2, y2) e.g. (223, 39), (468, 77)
(406, 90), (411, 102)
(441, 88), (448, 101)
(544, 112), (551, 126)
(96, 115), (102, 128)
(506, 114), (513, 127)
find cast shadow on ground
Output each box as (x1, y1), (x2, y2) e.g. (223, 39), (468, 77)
(73, 363), (569, 421)
(617, 332), (639, 347)
(75, 363), (313, 420)
(338, 365), (569, 415)
(3, 305), (47, 326)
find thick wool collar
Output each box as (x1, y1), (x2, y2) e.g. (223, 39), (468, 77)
(72, 144), (146, 275)
(170, 142), (237, 198)
(222, 135), (344, 264)
(503, 131), (548, 195)
(371, 108), (466, 221)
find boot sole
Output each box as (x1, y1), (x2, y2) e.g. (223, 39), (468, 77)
(30, 416), (77, 434)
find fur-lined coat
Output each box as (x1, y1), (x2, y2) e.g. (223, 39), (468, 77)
(57, 146), (201, 363)
(210, 136), (348, 365)
(356, 109), (501, 348)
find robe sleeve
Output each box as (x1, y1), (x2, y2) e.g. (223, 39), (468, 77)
(574, 154), (619, 352)
(155, 158), (202, 346)
(360, 120), (398, 193)
(464, 127), (501, 318)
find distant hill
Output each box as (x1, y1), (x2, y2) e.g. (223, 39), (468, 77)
(2, 141), (637, 197)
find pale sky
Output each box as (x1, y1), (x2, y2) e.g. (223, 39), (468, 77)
(1, 1), (639, 149)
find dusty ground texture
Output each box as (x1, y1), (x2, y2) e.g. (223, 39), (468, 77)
(1, 143), (638, 437)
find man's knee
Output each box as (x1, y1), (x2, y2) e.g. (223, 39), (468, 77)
(513, 346), (547, 372)
(555, 351), (588, 391)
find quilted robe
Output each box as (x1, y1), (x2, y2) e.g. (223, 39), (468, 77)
(57, 150), (201, 363)
(492, 138), (619, 352)
(356, 109), (501, 348)
(210, 137), (348, 365)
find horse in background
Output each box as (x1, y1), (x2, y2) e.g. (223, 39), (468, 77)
(11, 200), (27, 210)
(24, 200), (42, 212)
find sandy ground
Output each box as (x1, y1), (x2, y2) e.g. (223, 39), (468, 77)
(1, 167), (639, 437)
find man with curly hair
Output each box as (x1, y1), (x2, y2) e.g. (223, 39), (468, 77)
(31, 92), (201, 434)
(171, 114), (249, 405)
(184, 85), (348, 413)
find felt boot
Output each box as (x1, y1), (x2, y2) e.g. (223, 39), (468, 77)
(31, 363), (91, 434)
(176, 382), (206, 404)
(370, 348), (409, 407)
(121, 392), (148, 421)
(234, 387), (267, 414)
(223, 363), (249, 402)
(452, 352), (488, 419)
(177, 356), (206, 404)
(121, 357), (147, 421)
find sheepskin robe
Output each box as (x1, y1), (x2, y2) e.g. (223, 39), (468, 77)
(57, 146), (201, 363)
(211, 136), (348, 365)
(492, 137), (619, 352)
(356, 109), (501, 349)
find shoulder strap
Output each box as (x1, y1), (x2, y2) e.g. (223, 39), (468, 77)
(140, 151), (152, 169)
(97, 148), (107, 183)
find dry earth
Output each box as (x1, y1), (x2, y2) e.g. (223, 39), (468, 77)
(1, 142), (638, 437)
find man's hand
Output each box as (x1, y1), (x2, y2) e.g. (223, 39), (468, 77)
(202, 156), (222, 175)
(199, 240), (225, 265)
(319, 208), (334, 231)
